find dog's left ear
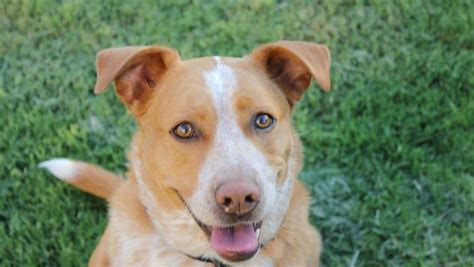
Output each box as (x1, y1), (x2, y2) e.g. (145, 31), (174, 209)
(94, 45), (180, 115)
(251, 41), (331, 106)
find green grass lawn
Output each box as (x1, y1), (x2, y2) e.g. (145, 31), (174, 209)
(1, 1), (473, 266)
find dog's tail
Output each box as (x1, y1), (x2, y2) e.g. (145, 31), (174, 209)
(39, 158), (124, 199)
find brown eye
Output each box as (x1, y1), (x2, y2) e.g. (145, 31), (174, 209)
(255, 113), (274, 130)
(173, 122), (196, 139)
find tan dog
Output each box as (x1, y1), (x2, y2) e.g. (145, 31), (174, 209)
(40, 41), (331, 267)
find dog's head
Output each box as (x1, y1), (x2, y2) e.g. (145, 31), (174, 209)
(95, 41), (330, 263)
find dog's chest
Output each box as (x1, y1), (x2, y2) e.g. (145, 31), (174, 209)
(111, 232), (208, 266)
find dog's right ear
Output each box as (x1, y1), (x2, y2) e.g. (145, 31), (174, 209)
(251, 41), (330, 107)
(94, 46), (180, 115)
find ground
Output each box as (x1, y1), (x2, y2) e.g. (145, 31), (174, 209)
(1, 1), (473, 266)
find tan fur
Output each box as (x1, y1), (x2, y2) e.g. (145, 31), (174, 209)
(64, 161), (123, 199)
(43, 41), (330, 267)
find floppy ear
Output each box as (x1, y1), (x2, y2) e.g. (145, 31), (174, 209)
(251, 41), (331, 106)
(94, 45), (180, 115)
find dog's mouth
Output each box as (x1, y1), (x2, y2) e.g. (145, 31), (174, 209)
(199, 220), (263, 262)
(174, 190), (262, 262)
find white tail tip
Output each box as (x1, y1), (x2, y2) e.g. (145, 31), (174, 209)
(39, 158), (78, 181)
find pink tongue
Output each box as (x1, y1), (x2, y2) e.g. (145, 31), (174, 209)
(210, 224), (258, 254)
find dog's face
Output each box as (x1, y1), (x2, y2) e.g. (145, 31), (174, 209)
(95, 42), (330, 263)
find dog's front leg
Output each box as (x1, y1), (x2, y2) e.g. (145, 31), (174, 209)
(88, 225), (111, 267)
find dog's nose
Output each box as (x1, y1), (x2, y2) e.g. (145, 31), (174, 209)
(215, 180), (260, 216)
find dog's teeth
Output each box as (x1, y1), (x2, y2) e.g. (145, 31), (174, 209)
(256, 228), (261, 240)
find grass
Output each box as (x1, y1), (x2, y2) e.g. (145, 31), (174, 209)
(1, 0), (473, 266)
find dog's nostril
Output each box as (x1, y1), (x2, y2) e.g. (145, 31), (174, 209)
(223, 197), (233, 207)
(245, 194), (256, 204)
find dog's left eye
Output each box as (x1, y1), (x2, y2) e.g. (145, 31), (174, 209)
(172, 122), (197, 139)
(254, 113), (274, 130)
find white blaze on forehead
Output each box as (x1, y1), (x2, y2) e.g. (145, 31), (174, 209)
(188, 56), (277, 226)
(204, 56), (237, 99)
(202, 56), (242, 149)
(202, 56), (269, 172)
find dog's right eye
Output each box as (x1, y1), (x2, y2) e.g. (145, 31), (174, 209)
(172, 122), (197, 139)
(254, 113), (274, 130)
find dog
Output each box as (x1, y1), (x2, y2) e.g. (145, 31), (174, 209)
(40, 40), (331, 266)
